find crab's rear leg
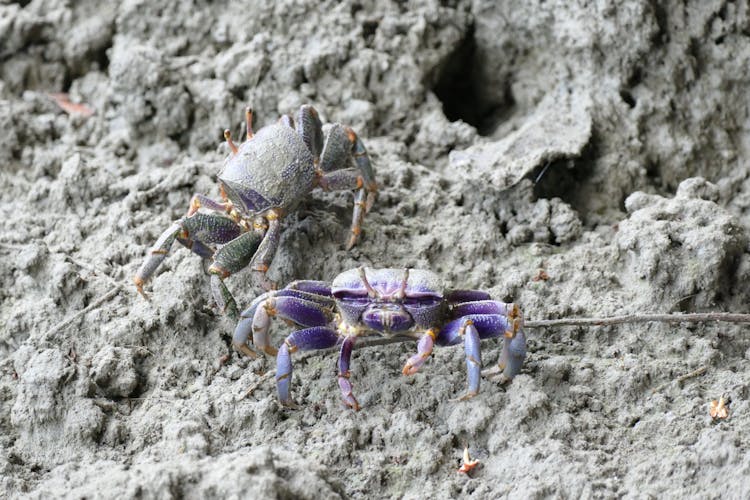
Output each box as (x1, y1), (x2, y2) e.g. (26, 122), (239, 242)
(276, 326), (340, 407)
(134, 213), (242, 297)
(318, 124), (377, 249)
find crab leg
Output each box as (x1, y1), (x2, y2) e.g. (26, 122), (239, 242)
(439, 314), (526, 380)
(233, 289), (334, 357)
(134, 213), (242, 296)
(338, 336), (359, 410)
(249, 210), (282, 290)
(445, 290), (492, 303)
(297, 105), (324, 163)
(252, 296), (332, 356)
(451, 300), (519, 318)
(318, 124), (377, 249)
(186, 193), (229, 216)
(287, 280), (332, 296)
(276, 327), (340, 406)
(317, 168), (366, 191)
(402, 329), (437, 375)
(208, 230), (265, 319)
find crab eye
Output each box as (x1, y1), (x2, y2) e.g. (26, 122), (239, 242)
(334, 292), (370, 304)
(402, 296), (442, 307)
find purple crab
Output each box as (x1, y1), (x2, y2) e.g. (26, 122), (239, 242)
(133, 105), (377, 317)
(233, 267), (526, 409)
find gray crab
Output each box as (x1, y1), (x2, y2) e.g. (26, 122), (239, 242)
(233, 267), (527, 409)
(134, 105), (377, 317)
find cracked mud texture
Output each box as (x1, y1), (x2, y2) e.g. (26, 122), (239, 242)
(1, 0), (750, 498)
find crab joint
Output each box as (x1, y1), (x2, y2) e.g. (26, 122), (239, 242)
(458, 447), (480, 475)
(459, 319), (475, 336)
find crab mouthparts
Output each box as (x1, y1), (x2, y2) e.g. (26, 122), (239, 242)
(362, 306), (412, 333)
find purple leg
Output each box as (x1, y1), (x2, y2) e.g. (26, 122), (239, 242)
(445, 290), (492, 303)
(287, 280), (332, 296)
(402, 329), (437, 375)
(462, 322), (482, 399)
(249, 296), (333, 355)
(435, 318), (482, 399)
(439, 313), (526, 381)
(276, 327), (340, 406)
(234, 289), (336, 357)
(451, 300), (518, 318)
(500, 327), (527, 379)
(338, 336), (359, 410)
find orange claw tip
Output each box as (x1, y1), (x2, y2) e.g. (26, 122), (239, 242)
(133, 276), (147, 297)
(458, 447), (480, 475)
(709, 396), (729, 420)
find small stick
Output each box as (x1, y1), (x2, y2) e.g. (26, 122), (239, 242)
(242, 370), (276, 399)
(651, 365), (708, 393)
(38, 286), (121, 343)
(525, 312), (750, 328)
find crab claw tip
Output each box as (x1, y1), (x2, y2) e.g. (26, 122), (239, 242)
(133, 276), (148, 298)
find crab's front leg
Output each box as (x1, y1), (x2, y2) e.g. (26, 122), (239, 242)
(317, 124), (377, 249)
(276, 326), (340, 407)
(208, 230), (264, 319)
(247, 209), (283, 290)
(402, 328), (437, 375)
(134, 212), (242, 297)
(233, 291), (333, 357)
(337, 336), (359, 410)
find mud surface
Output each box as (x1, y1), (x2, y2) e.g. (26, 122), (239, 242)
(2, 1), (750, 498)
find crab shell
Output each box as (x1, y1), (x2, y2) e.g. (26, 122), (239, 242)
(331, 268), (447, 334)
(218, 123), (316, 214)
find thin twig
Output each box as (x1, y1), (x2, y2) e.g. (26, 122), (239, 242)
(525, 312), (750, 329)
(241, 370), (276, 399)
(38, 286), (122, 343)
(651, 366), (708, 393)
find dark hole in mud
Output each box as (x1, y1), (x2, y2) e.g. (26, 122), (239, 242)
(532, 136), (597, 216)
(431, 23), (513, 135)
(619, 89), (636, 108)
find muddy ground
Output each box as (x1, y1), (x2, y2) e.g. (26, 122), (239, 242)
(1, 0), (750, 498)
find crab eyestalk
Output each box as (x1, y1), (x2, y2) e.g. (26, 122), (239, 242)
(357, 267), (380, 298)
(395, 268), (409, 299)
(224, 129), (238, 154)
